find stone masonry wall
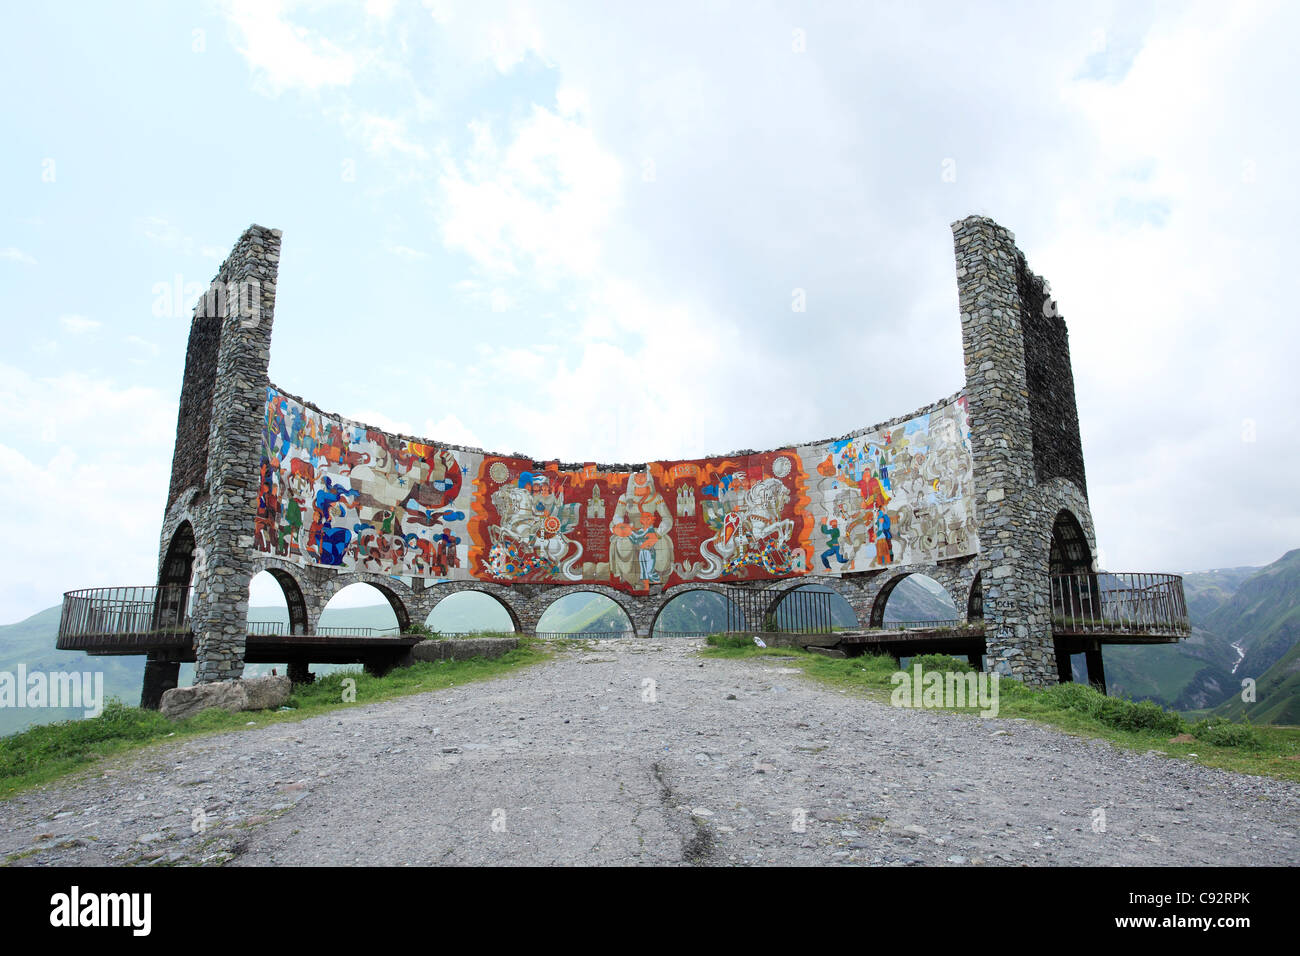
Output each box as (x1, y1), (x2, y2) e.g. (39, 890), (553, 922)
(165, 315), (222, 510)
(188, 226), (282, 683)
(1016, 257), (1088, 497)
(953, 216), (1090, 687)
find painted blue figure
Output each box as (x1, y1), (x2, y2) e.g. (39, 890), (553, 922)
(877, 510), (893, 563)
(313, 477), (359, 566)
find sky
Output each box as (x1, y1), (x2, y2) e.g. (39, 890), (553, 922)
(1, 0), (1297, 622)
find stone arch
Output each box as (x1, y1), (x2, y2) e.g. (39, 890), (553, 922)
(967, 571), (984, 621)
(1033, 478), (1097, 572)
(157, 520), (197, 590)
(535, 587), (637, 636)
(154, 520), (197, 627)
(761, 577), (862, 630)
(1049, 509), (1093, 576)
(867, 570), (960, 627)
(649, 585), (746, 636)
(317, 572), (413, 632)
(249, 560), (310, 635)
(423, 583), (523, 634)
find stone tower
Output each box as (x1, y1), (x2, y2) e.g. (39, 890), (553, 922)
(954, 216), (1096, 686)
(154, 225), (282, 689)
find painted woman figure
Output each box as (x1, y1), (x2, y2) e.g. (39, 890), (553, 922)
(609, 471), (674, 590)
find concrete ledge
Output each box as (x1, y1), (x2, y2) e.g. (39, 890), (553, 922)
(412, 637), (519, 662)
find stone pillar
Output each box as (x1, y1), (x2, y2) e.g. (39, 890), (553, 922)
(1085, 646), (1107, 695)
(1055, 642), (1074, 683)
(953, 216), (1059, 686)
(287, 660), (314, 685)
(141, 655), (181, 710)
(190, 225), (283, 683)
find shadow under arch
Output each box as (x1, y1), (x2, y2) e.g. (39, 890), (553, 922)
(158, 521), (196, 589)
(967, 571), (983, 622)
(1049, 509), (1093, 575)
(155, 521), (196, 627)
(536, 588), (635, 636)
(254, 567), (309, 635)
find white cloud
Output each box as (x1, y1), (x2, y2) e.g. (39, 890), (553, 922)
(383, 240), (429, 261)
(0, 247), (37, 265)
(437, 105), (624, 280)
(344, 111), (430, 159)
(223, 0), (359, 94)
(60, 315), (101, 335)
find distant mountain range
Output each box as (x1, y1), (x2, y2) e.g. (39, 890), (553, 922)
(1105, 549), (1300, 724)
(7, 555), (1292, 737)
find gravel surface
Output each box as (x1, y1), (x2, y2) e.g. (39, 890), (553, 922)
(2, 638), (1297, 867)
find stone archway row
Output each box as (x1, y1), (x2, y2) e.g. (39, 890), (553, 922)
(246, 558), (987, 638)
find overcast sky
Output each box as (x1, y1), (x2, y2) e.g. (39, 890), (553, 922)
(2, 0), (1297, 623)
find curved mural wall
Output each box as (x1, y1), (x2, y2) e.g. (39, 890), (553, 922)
(255, 386), (977, 595)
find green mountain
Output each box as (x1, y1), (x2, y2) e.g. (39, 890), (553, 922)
(1203, 549), (1300, 679)
(1212, 637), (1300, 726)
(0, 607), (148, 736)
(1103, 550), (1300, 724)
(0, 603), (405, 737)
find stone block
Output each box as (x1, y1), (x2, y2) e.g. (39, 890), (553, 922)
(160, 675), (290, 721)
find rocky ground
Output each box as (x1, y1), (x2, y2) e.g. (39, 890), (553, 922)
(2, 638), (1297, 867)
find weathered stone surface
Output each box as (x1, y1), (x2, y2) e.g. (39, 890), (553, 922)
(160, 675), (290, 720)
(412, 637), (518, 662)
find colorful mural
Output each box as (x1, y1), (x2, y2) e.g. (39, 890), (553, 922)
(254, 389), (977, 593)
(467, 453), (811, 592)
(256, 388), (478, 579)
(799, 397), (977, 570)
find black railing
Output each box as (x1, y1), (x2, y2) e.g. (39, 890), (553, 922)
(723, 585), (835, 634)
(58, 585), (191, 647)
(315, 625), (402, 636)
(534, 630), (634, 640)
(1051, 572), (1189, 636)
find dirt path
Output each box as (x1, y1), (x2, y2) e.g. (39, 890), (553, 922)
(3, 639), (1296, 866)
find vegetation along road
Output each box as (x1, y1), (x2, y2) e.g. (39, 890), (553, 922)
(2, 638), (1296, 866)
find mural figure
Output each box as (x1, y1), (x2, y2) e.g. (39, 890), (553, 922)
(610, 471), (674, 590)
(686, 474), (798, 579)
(256, 388), (973, 594)
(485, 471), (583, 581)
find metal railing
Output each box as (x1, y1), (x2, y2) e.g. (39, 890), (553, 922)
(878, 618), (968, 631)
(315, 625), (402, 636)
(534, 630), (635, 640)
(58, 585), (192, 647)
(248, 621), (289, 635)
(724, 585), (835, 634)
(1051, 572), (1189, 636)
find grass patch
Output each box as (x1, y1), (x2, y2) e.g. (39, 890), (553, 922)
(0, 639), (549, 798)
(700, 640), (1300, 782)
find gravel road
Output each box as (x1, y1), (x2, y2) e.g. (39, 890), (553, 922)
(3, 638), (1297, 867)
